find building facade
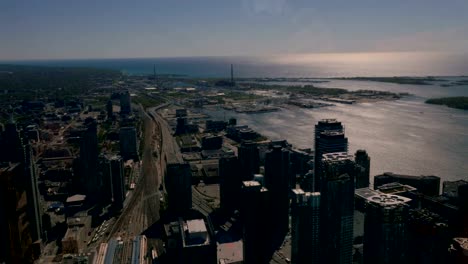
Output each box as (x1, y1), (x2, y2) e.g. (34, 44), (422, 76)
(314, 119), (348, 192)
(291, 189), (320, 264)
(364, 194), (411, 264)
(320, 152), (356, 264)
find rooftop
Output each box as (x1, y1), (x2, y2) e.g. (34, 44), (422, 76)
(187, 219), (207, 234)
(355, 187), (381, 200)
(322, 152), (353, 162)
(366, 194), (411, 206)
(217, 241), (243, 263)
(377, 182), (417, 194)
(66, 194), (86, 203)
(242, 180), (261, 188)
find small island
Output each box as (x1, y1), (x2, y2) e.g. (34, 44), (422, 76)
(335, 76), (444, 85)
(425, 96), (468, 110)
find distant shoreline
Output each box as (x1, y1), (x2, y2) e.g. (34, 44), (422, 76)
(425, 96), (468, 110)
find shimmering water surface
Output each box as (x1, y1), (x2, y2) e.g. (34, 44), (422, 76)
(205, 80), (468, 183)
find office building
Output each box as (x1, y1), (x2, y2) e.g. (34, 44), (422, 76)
(363, 194), (411, 264)
(165, 163), (192, 213)
(407, 208), (451, 263)
(290, 148), (314, 190)
(238, 141), (260, 181)
(164, 215), (217, 264)
(241, 181), (270, 264)
(219, 156), (241, 212)
(374, 172), (440, 196)
(120, 90), (132, 115)
(1, 117), (24, 162)
(320, 152), (356, 264)
(264, 145), (290, 238)
(80, 120), (100, 195)
(291, 189), (320, 264)
(314, 119), (348, 191)
(0, 163), (39, 263)
(102, 155), (125, 209)
(120, 127), (138, 160)
(23, 144), (43, 243)
(201, 134), (223, 150)
(205, 120), (227, 132)
(106, 100), (113, 120)
(354, 149), (370, 189)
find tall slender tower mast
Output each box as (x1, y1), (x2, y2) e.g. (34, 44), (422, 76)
(230, 64), (234, 85)
(153, 64), (157, 87)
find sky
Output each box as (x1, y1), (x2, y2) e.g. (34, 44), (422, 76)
(1, 0), (468, 60)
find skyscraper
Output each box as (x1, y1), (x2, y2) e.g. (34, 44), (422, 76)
(1, 117), (24, 162)
(291, 189), (320, 264)
(23, 144), (43, 243)
(355, 149), (370, 189)
(320, 152), (356, 264)
(106, 100), (113, 120)
(165, 163), (192, 213)
(264, 145), (290, 239)
(119, 127), (138, 160)
(102, 155), (125, 209)
(120, 90), (132, 115)
(0, 163), (38, 263)
(314, 119), (348, 191)
(238, 141), (260, 181)
(363, 194), (411, 264)
(219, 155), (241, 212)
(241, 181), (270, 264)
(80, 120), (100, 195)
(290, 149), (314, 190)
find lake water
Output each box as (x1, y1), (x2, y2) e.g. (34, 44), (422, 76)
(205, 79), (468, 184)
(4, 52), (468, 78)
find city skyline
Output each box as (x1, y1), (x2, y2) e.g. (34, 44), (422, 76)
(1, 0), (468, 60)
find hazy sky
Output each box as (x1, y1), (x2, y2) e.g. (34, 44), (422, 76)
(1, 0), (468, 60)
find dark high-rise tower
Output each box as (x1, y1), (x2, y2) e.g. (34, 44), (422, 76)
(102, 155), (125, 209)
(291, 189), (321, 264)
(363, 194), (411, 264)
(119, 127), (138, 160)
(355, 149), (370, 189)
(264, 145), (290, 238)
(241, 181), (270, 264)
(2, 117), (24, 162)
(290, 149), (314, 190)
(23, 144), (42, 243)
(0, 163), (38, 263)
(238, 141), (260, 181)
(106, 100), (113, 120)
(314, 119), (348, 191)
(165, 163), (192, 213)
(80, 120), (100, 195)
(320, 152), (356, 264)
(219, 155), (241, 212)
(120, 90), (132, 115)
